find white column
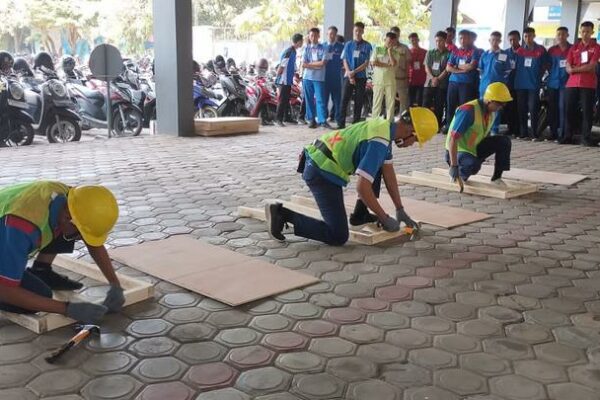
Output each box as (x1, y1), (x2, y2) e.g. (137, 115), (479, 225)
(324, 0), (355, 42)
(503, 0), (532, 47)
(429, 0), (458, 42)
(561, 0), (582, 40)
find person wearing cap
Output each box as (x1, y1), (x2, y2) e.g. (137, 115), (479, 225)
(0, 181), (122, 324)
(265, 108), (439, 246)
(446, 82), (513, 183)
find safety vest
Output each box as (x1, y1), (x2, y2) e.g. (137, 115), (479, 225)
(0, 181), (70, 252)
(445, 99), (495, 156)
(305, 119), (391, 184)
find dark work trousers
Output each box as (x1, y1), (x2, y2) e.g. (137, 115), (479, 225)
(547, 87), (566, 140)
(446, 82), (476, 129)
(445, 135), (512, 181)
(276, 85), (292, 122)
(516, 89), (540, 139)
(409, 85), (424, 106)
(289, 162), (381, 246)
(340, 77), (367, 125)
(565, 87), (595, 144)
(505, 88), (519, 136)
(423, 86), (447, 128)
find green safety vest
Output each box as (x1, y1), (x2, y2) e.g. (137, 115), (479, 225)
(305, 118), (391, 185)
(445, 99), (495, 156)
(0, 181), (70, 253)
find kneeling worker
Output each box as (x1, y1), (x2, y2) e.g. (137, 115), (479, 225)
(266, 108), (438, 246)
(445, 82), (513, 184)
(0, 181), (123, 324)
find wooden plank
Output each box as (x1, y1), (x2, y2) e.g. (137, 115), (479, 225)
(290, 195), (491, 229)
(194, 117), (260, 136)
(109, 236), (319, 306)
(477, 165), (588, 186)
(0, 257), (154, 334)
(429, 168), (539, 197)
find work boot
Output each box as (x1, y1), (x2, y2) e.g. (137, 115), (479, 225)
(308, 120), (317, 129)
(265, 202), (290, 242)
(320, 122), (334, 129)
(349, 199), (378, 226)
(30, 261), (83, 291)
(491, 168), (503, 182)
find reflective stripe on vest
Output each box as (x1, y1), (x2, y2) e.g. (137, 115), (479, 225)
(305, 119), (391, 184)
(445, 99), (495, 156)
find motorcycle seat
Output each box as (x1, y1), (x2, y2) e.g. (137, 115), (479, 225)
(78, 85), (105, 100)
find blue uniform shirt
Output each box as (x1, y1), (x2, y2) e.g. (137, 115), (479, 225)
(307, 123), (396, 187)
(450, 100), (496, 139)
(276, 46), (296, 86)
(342, 40), (372, 79)
(303, 43), (327, 82)
(547, 43), (571, 89)
(0, 195), (65, 286)
(479, 49), (512, 94)
(448, 46), (481, 84)
(514, 43), (548, 90)
(505, 46), (519, 89)
(324, 41), (344, 82)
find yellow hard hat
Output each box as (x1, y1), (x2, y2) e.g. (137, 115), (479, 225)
(484, 82), (513, 103)
(67, 185), (119, 247)
(407, 107), (439, 147)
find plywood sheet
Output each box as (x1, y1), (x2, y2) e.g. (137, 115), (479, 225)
(194, 117), (260, 136)
(477, 165), (588, 186)
(109, 236), (318, 306)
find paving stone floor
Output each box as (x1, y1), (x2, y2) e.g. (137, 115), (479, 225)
(1, 125), (600, 400)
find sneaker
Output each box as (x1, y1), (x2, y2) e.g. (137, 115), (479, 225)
(308, 121), (317, 129)
(349, 212), (378, 226)
(284, 119), (298, 125)
(337, 123), (346, 129)
(275, 120), (286, 127)
(29, 266), (83, 291)
(298, 119), (308, 125)
(265, 202), (287, 242)
(320, 122), (334, 129)
(531, 137), (542, 142)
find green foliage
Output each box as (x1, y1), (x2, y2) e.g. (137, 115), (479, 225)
(193, 0), (255, 27)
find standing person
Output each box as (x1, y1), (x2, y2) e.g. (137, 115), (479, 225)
(446, 27), (457, 53)
(339, 22), (372, 128)
(276, 33), (304, 126)
(514, 27), (548, 141)
(564, 21), (600, 146)
(424, 31), (450, 129)
(505, 30), (521, 137)
(445, 29), (481, 132)
(547, 27), (571, 142)
(408, 32), (427, 106)
(303, 28), (331, 129)
(478, 31), (512, 134)
(371, 32), (399, 122)
(390, 27), (411, 116)
(324, 26), (345, 128)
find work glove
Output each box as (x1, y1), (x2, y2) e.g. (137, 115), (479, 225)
(379, 215), (400, 232)
(103, 284), (125, 313)
(449, 165), (459, 182)
(66, 302), (108, 324)
(396, 208), (418, 229)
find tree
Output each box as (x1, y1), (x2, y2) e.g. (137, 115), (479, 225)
(99, 0), (153, 56)
(0, 0), (30, 53)
(193, 0), (255, 28)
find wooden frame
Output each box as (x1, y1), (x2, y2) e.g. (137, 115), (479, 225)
(397, 168), (538, 199)
(477, 165), (588, 186)
(238, 197), (406, 245)
(0, 255), (154, 334)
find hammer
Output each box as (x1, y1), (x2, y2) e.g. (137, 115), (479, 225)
(45, 324), (100, 364)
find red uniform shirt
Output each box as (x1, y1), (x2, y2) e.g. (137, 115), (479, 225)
(447, 42), (457, 54)
(566, 39), (600, 89)
(409, 47), (427, 86)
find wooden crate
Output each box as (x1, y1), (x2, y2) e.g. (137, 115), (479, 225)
(194, 117), (260, 136)
(0, 256), (154, 334)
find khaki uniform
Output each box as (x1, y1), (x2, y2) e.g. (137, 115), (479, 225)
(371, 45), (399, 122)
(394, 43), (411, 116)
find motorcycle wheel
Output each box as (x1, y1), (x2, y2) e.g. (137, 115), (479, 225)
(6, 121), (35, 146)
(46, 118), (82, 143)
(112, 108), (143, 137)
(200, 106), (218, 118)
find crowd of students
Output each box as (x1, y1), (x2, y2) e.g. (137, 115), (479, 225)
(275, 21), (600, 147)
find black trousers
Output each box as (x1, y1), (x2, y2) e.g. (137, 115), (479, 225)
(547, 87), (566, 140)
(565, 87), (595, 144)
(276, 85), (292, 122)
(409, 85), (424, 106)
(423, 86), (447, 128)
(516, 89), (540, 139)
(505, 88), (519, 136)
(341, 77), (367, 124)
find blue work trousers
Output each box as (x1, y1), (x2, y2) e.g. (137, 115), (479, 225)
(548, 87), (566, 140)
(324, 76), (342, 124)
(445, 135), (512, 181)
(446, 82), (477, 129)
(303, 79), (327, 124)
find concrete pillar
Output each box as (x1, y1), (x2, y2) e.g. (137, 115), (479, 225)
(429, 0), (458, 43)
(503, 0), (532, 47)
(561, 0), (582, 40)
(324, 0), (354, 42)
(153, 0), (194, 136)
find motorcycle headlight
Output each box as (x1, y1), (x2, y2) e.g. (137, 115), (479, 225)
(50, 81), (67, 98)
(9, 82), (24, 100)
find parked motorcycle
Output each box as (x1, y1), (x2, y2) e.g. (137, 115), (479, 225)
(216, 67), (249, 117)
(193, 76), (222, 118)
(245, 74), (276, 125)
(0, 73), (34, 146)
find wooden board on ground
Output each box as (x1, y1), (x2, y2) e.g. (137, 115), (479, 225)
(194, 117), (260, 136)
(0, 256), (154, 334)
(397, 168), (538, 199)
(238, 198), (407, 245)
(290, 195), (491, 229)
(477, 165), (588, 186)
(109, 236), (318, 306)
